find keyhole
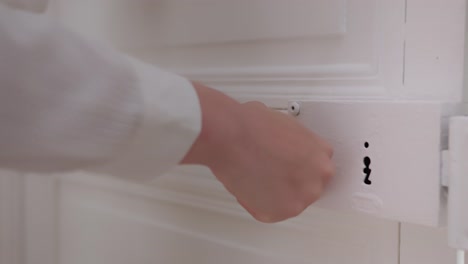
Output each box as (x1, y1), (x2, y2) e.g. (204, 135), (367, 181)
(363, 142), (372, 185)
(363, 156), (372, 185)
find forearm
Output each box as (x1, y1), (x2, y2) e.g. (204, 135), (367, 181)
(0, 5), (141, 172)
(0, 5), (201, 180)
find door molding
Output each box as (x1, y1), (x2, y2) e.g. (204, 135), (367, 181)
(23, 175), (59, 264)
(0, 172), (24, 264)
(0, 173), (59, 264)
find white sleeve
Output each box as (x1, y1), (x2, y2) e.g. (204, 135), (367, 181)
(0, 0), (48, 13)
(0, 4), (202, 181)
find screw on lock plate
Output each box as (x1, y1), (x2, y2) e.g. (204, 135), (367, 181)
(288, 102), (301, 116)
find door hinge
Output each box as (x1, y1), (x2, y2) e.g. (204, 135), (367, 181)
(443, 117), (468, 258)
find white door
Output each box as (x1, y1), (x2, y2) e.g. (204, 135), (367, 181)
(1, 0), (465, 263)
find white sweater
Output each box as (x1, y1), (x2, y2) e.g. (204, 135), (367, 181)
(0, 1), (201, 181)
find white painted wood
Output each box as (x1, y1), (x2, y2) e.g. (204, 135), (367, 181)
(400, 224), (458, 264)
(54, 0), (465, 102)
(0, 173), (60, 264)
(55, 0), (406, 99)
(0, 171), (24, 264)
(23, 175), (59, 264)
(448, 117), (468, 250)
(295, 101), (442, 226)
(404, 0), (466, 101)
(9, 0), (465, 264)
(110, 0), (348, 46)
(57, 172), (399, 264)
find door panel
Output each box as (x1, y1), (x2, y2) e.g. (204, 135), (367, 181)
(0, 171), (23, 264)
(53, 0), (465, 102)
(58, 172), (399, 264)
(33, 0), (467, 263)
(121, 0), (347, 46)
(55, 0), (405, 98)
(400, 224), (457, 264)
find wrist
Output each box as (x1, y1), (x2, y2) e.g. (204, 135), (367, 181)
(181, 82), (241, 168)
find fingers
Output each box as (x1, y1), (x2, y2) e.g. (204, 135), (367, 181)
(242, 101), (267, 109)
(303, 161), (334, 204)
(238, 177), (334, 224)
(311, 133), (334, 158)
(319, 153), (335, 185)
(237, 198), (276, 223)
(225, 100), (336, 224)
(238, 176), (326, 224)
(323, 142), (334, 158)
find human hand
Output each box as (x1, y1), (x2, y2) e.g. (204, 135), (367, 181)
(182, 83), (334, 223)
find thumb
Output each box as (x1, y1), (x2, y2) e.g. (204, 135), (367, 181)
(237, 198), (274, 223)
